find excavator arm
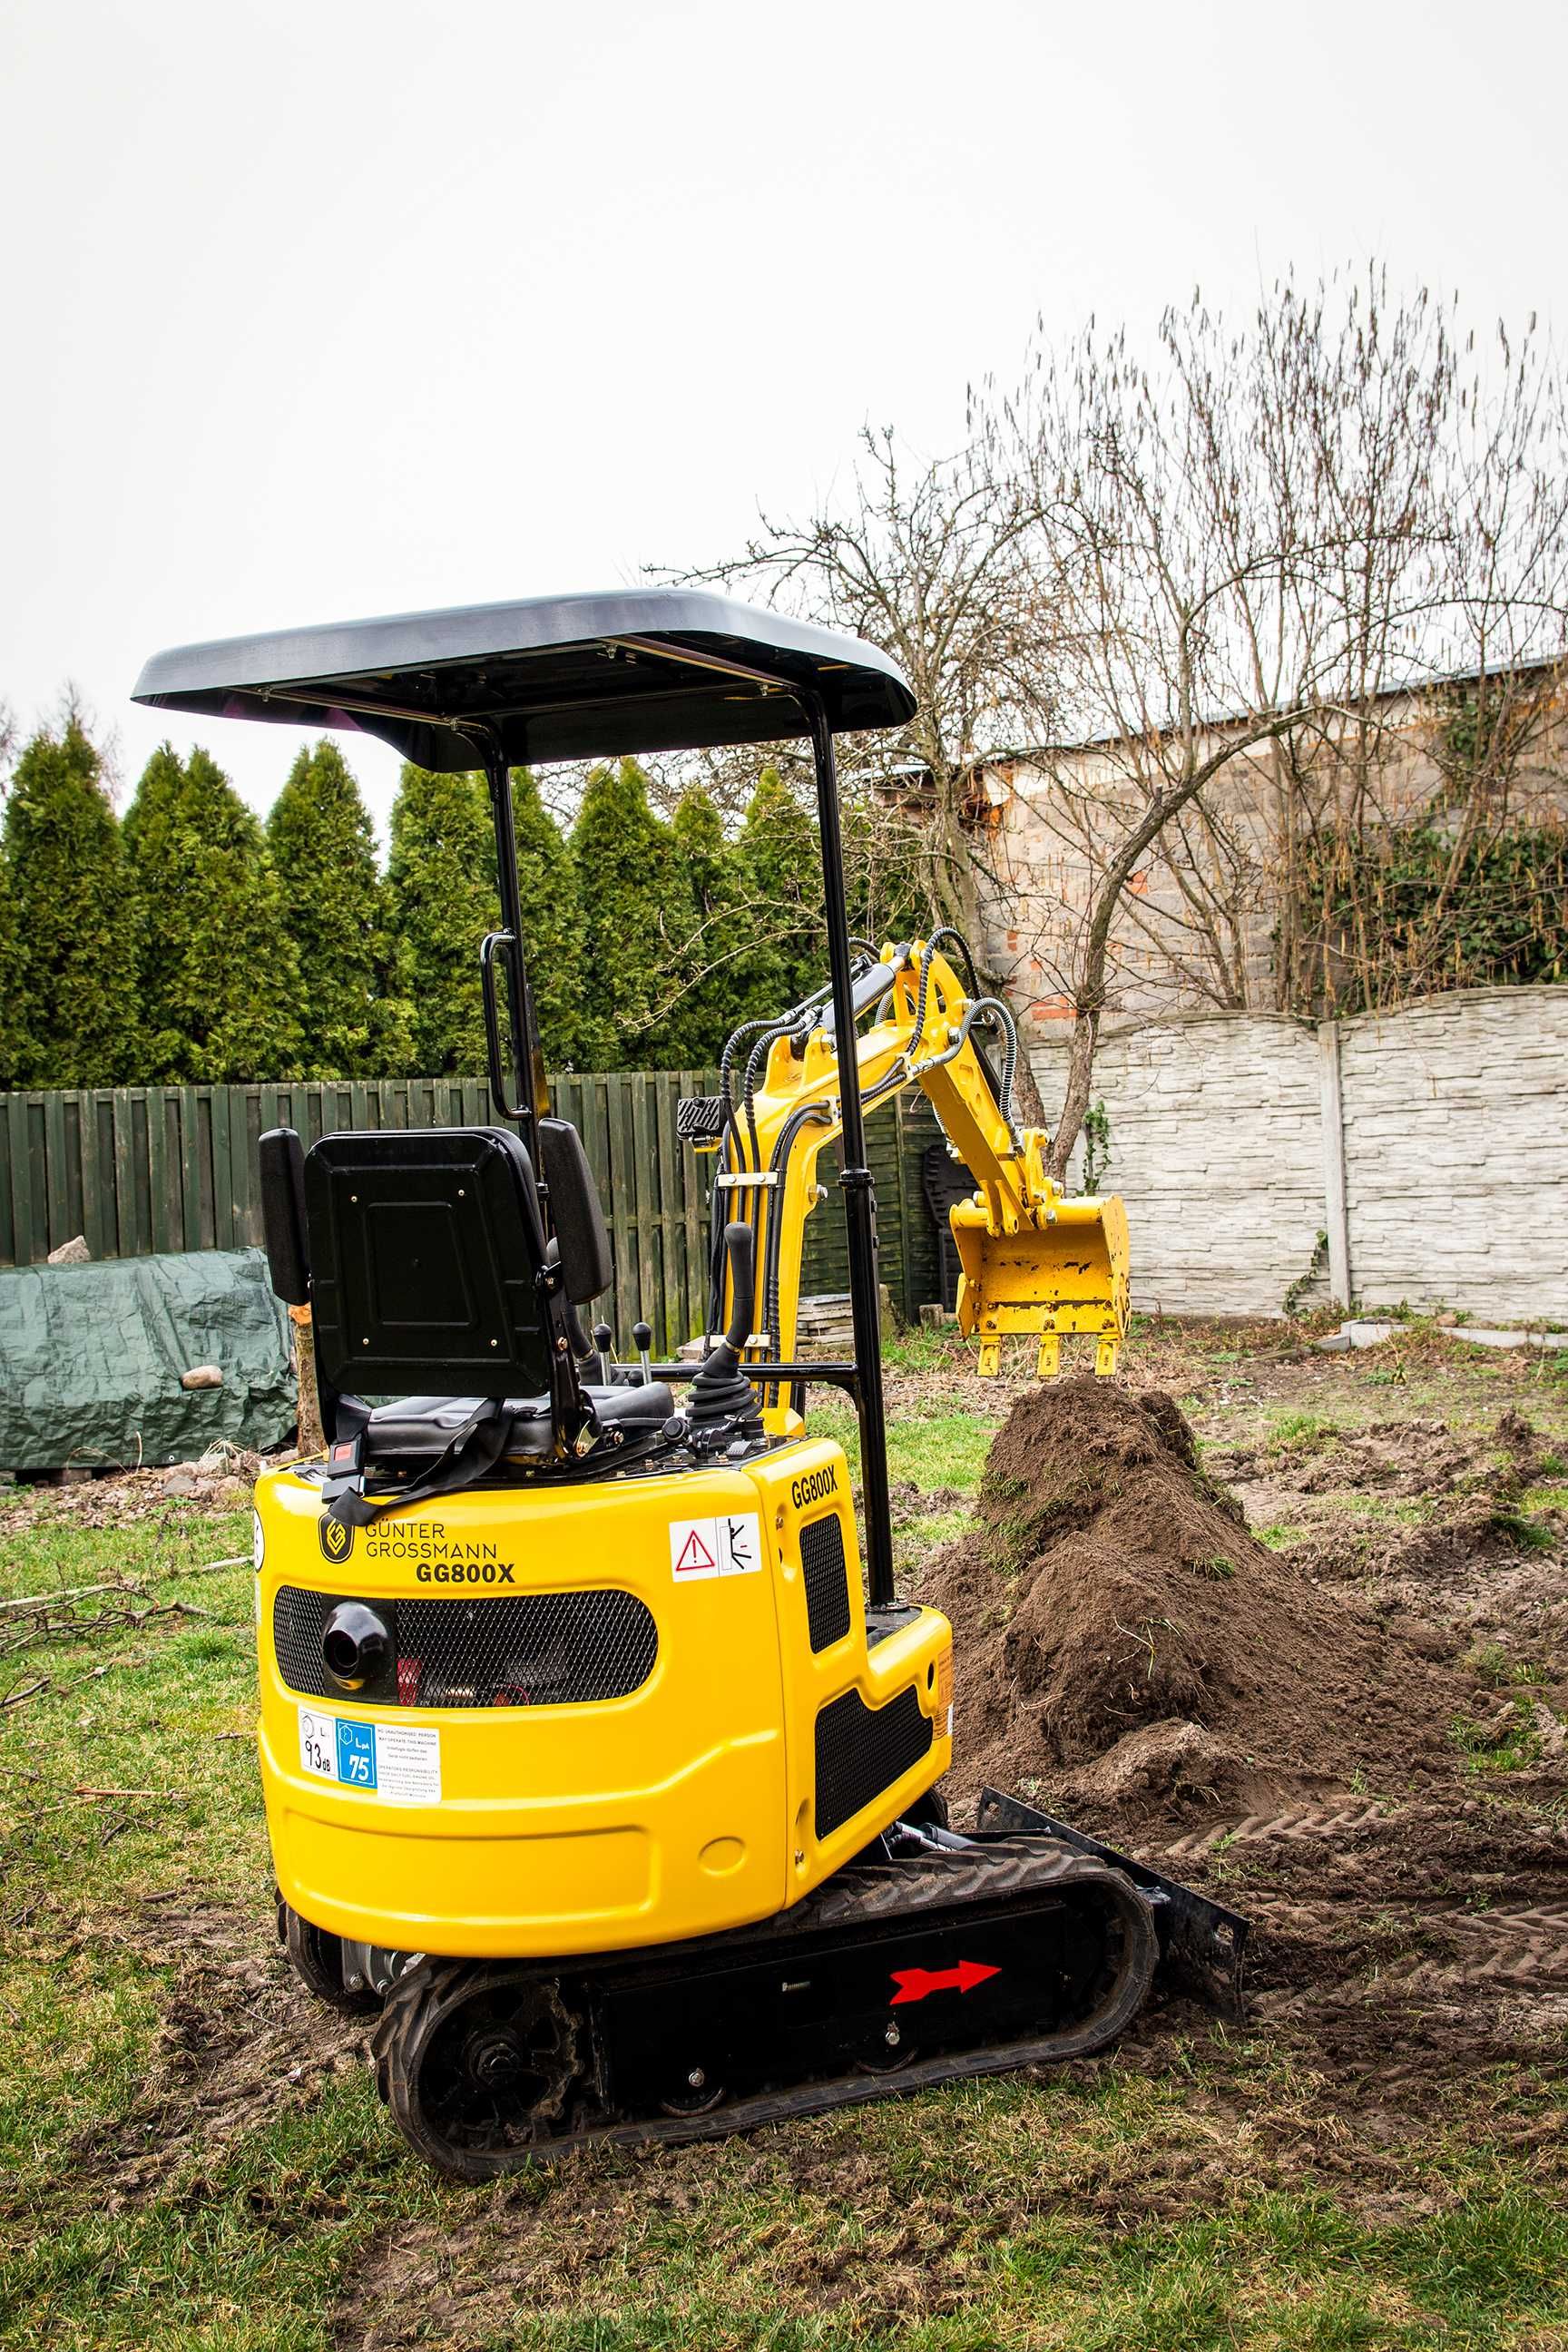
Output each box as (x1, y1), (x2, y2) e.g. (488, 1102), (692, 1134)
(684, 935), (1129, 1398)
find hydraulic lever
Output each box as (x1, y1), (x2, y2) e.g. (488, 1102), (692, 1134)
(686, 1226), (762, 1436)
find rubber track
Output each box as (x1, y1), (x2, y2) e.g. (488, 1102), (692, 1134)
(370, 1838), (1159, 2174)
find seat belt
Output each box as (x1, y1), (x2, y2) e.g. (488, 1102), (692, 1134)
(322, 1397), (512, 1531)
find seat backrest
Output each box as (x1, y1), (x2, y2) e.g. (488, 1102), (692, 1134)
(304, 1127), (555, 1398)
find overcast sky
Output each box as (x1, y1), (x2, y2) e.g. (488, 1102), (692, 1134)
(3, 0), (1564, 833)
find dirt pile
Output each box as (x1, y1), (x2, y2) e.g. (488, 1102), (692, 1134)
(919, 1377), (1469, 1824)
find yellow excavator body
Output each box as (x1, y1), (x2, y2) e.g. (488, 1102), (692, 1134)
(128, 589), (1247, 2183)
(255, 1436), (952, 1961)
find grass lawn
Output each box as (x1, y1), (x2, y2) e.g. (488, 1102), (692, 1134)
(2, 1320), (1565, 2349)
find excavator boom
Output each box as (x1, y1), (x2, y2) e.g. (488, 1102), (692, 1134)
(687, 935), (1130, 1391)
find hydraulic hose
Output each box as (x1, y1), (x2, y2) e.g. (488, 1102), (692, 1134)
(915, 995), (1024, 1145)
(912, 926), (982, 1059)
(760, 1102), (833, 1403)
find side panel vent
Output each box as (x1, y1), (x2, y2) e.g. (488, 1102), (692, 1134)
(813, 1685), (933, 1839)
(799, 1513), (852, 1652)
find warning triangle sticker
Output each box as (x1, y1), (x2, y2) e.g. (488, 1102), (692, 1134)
(674, 1527), (716, 1573)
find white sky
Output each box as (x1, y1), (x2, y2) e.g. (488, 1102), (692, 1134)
(3, 0), (1564, 836)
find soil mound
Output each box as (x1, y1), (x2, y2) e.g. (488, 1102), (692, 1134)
(919, 1377), (1465, 1822)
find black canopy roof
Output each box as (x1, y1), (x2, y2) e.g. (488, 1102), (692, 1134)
(131, 588), (916, 769)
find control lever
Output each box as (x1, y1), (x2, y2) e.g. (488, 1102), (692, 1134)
(723, 1220), (756, 1350)
(687, 1225), (761, 1434)
(593, 1320), (613, 1385)
(632, 1321), (653, 1385)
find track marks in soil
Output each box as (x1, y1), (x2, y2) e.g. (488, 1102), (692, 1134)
(1161, 1798), (1396, 1860)
(1380, 1902), (1568, 1993)
(58, 1898), (369, 2200)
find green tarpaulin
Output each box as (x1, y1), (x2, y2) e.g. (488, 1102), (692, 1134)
(0, 1248), (295, 1471)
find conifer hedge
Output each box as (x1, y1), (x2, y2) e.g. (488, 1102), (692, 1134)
(0, 722), (883, 1088)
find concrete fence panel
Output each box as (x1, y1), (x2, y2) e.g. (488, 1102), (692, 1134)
(1337, 989), (1568, 1322)
(1031, 985), (1568, 1323)
(1036, 1016), (1327, 1318)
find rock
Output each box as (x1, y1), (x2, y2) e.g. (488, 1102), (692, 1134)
(162, 1467), (201, 1497)
(181, 1366), (224, 1391)
(1070, 1719), (1254, 1811)
(1532, 1703), (1566, 1759)
(46, 1234), (92, 1266)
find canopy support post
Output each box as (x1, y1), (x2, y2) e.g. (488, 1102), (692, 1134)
(481, 750), (546, 1147)
(804, 693), (896, 1612)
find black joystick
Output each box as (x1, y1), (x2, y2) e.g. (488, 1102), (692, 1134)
(632, 1321), (653, 1384)
(593, 1320), (613, 1384)
(688, 1224), (763, 1436)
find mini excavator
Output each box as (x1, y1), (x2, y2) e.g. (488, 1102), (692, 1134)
(134, 590), (1243, 2179)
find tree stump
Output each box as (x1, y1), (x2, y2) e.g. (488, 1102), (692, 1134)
(289, 1304), (325, 1457)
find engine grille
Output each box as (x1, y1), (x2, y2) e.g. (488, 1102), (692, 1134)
(271, 1585), (658, 1710)
(813, 1684), (933, 1839)
(799, 1512), (852, 1652)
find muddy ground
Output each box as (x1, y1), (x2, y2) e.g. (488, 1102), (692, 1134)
(10, 1320), (1568, 2347)
(911, 1361), (1567, 2193)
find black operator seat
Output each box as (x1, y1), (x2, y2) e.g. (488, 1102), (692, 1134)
(260, 1124), (671, 1472)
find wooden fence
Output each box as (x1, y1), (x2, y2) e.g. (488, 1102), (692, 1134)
(0, 1077), (951, 1353)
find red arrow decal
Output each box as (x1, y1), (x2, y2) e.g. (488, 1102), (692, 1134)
(889, 1959), (1001, 2006)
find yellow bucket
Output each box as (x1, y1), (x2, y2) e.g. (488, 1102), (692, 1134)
(951, 1193), (1130, 1377)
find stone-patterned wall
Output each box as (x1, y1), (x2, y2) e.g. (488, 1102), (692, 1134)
(1034, 1015), (1326, 1318)
(1028, 985), (1568, 1322)
(1337, 989), (1568, 1322)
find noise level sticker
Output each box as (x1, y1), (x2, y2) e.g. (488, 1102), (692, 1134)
(670, 1512), (762, 1582)
(298, 1705), (441, 1805)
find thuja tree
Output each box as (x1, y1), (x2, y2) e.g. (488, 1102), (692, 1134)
(509, 767), (584, 1069)
(123, 744), (302, 1081)
(733, 767), (825, 1016)
(268, 740), (410, 1076)
(0, 856), (23, 1088)
(384, 765), (498, 1076)
(571, 759), (681, 1066)
(664, 786), (763, 1063)
(4, 719), (142, 1086)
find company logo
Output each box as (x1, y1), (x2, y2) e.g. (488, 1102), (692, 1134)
(790, 1465), (838, 1512)
(318, 1513), (355, 1564)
